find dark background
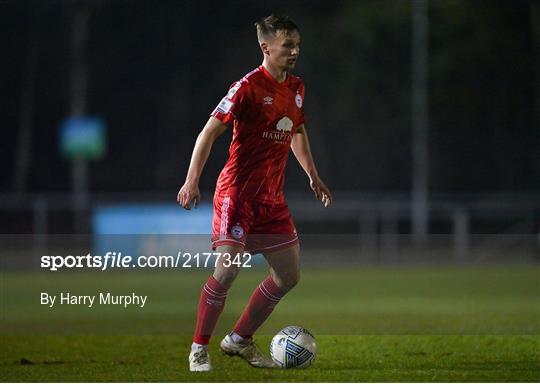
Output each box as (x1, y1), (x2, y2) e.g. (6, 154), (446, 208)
(1, 0), (539, 238)
(2, 0), (539, 194)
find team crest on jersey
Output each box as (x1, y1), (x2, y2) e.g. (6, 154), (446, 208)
(264, 96), (273, 105)
(231, 225), (244, 239)
(295, 93), (303, 108)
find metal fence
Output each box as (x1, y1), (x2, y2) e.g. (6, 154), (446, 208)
(1, 192), (538, 265)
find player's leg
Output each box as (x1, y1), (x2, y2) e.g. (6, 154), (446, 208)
(189, 244), (243, 372)
(264, 242), (301, 290)
(193, 244), (243, 345)
(219, 201), (299, 368)
(212, 244), (243, 286)
(220, 243), (300, 368)
(232, 243), (300, 339)
(190, 192), (254, 371)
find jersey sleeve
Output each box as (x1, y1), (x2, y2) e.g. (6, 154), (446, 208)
(298, 82), (306, 125)
(211, 80), (251, 125)
(293, 79), (306, 125)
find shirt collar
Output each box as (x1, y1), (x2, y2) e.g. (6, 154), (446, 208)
(259, 65), (289, 86)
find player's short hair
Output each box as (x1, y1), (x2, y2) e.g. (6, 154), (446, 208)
(255, 14), (299, 41)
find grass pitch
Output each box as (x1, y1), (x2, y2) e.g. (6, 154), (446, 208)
(1, 266), (539, 381)
(2, 335), (538, 382)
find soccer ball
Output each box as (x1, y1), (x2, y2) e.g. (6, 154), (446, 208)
(270, 326), (317, 368)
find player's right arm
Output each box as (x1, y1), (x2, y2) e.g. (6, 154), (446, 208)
(177, 116), (227, 210)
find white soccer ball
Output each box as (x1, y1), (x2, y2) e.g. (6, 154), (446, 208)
(270, 326), (317, 368)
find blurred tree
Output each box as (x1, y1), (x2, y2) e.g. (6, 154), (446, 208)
(528, 0), (540, 184)
(2, 0), (538, 194)
(311, 0), (412, 191)
(429, 0), (537, 192)
(12, 8), (40, 193)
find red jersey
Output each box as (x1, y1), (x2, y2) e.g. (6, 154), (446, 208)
(211, 65), (306, 204)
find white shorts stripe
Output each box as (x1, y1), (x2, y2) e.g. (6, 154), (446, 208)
(219, 196), (231, 238)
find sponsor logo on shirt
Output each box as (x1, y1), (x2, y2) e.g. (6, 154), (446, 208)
(262, 116), (293, 144)
(276, 116), (293, 132)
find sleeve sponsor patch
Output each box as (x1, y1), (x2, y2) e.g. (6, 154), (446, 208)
(226, 82), (242, 99)
(215, 97), (234, 114)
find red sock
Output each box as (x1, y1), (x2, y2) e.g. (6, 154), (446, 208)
(193, 276), (229, 345)
(233, 275), (285, 339)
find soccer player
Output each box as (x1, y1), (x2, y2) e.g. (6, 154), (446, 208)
(177, 14), (332, 372)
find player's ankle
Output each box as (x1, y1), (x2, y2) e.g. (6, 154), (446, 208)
(230, 331), (251, 344)
(191, 342), (208, 352)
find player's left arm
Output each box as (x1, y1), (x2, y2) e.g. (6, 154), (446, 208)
(291, 124), (332, 207)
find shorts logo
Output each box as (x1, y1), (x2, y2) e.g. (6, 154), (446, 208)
(231, 225), (244, 239)
(295, 93), (303, 108)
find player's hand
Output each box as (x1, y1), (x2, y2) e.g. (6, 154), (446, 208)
(310, 175), (332, 208)
(177, 181), (200, 210)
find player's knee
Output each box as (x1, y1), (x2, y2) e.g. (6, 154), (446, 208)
(287, 272), (300, 291)
(213, 266), (240, 288)
(275, 271), (300, 293)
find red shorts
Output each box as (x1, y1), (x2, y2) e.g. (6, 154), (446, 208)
(211, 194), (299, 253)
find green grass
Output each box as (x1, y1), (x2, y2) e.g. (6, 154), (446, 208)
(1, 266), (539, 381)
(2, 335), (539, 382)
